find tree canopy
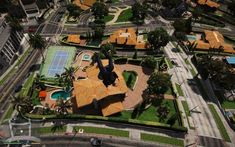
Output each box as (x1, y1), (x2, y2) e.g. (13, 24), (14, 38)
(147, 72), (172, 95)
(91, 2), (109, 19)
(67, 4), (82, 18)
(143, 56), (158, 69)
(29, 34), (46, 61)
(131, 2), (148, 23)
(173, 19), (192, 33)
(197, 56), (235, 90)
(228, 0), (235, 16)
(147, 27), (170, 51)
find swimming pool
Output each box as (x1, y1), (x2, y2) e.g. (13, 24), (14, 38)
(82, 54), (91, 61)
(187, 35), (197, 41)
(51, 90), (71, 100)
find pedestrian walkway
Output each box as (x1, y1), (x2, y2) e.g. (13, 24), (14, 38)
(106, 6), (130, 25)
(129, 129), (140, 140)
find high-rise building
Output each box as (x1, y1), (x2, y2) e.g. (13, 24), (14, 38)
(0, 17), (26, 75)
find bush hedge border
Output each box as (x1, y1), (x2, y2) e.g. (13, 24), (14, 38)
(25, 113), (188, 132)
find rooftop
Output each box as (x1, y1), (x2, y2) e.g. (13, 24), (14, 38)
(72, 59), (128, 116)
(105, 28), (147, 49)
(194, 30), (235, 54)
(197, 0), (220, 8)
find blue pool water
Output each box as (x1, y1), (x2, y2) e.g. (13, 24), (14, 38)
(51, 90), (70, 100)
(82, 54), (91, 61)
(187, 35), (197, 41)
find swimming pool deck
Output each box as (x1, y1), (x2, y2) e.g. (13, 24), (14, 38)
(40, 46), (76, 78)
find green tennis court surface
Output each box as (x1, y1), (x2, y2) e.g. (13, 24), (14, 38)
(40, 46), (76, 78)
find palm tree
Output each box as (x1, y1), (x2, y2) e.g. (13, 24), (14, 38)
(34, 74), (45, 89)
(55, 98), (73, 116)
(11, 95), (33, 114)
(5, 15), (23, 34)
(29, 34), (46, 62)
(63, 67), (75, 82)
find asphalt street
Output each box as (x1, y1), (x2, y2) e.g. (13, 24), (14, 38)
(164, 42), (227, 146)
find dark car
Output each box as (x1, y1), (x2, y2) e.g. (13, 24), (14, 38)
(14, 85), (22, 93)
(90, 137), (102, 146)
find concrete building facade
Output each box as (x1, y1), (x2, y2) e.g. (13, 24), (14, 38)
(0, 18), (26, 76)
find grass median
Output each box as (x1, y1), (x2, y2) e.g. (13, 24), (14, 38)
(141, 133), (184, 147)
(175, 84), (184, 96)
(73, 126), (129, 138)
(208, 104), (231, 142)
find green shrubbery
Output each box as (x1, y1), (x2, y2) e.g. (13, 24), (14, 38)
(25, 113), (187, 132)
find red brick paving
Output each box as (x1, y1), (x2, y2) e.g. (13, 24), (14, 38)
(117, 64), (152, 110)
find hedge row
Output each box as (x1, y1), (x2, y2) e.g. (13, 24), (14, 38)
(25, 113), (188, 132)
(114, 57), (143, 66)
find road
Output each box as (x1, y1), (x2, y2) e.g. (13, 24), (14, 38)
(0, 49), (40, 120)
(164, 42), (227, 147)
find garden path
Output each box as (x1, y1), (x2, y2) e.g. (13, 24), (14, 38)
(106, 6), (131, 25)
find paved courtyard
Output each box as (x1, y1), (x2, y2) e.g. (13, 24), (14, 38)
(117, 64), (152, 109)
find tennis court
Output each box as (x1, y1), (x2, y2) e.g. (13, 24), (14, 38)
(40, 46), (76, 77)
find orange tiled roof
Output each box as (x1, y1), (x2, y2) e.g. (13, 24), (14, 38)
(135, 42), (147, 49)
(101, 99), (124, 116)
(106, 28), (142, 46)
(73, 60), (128, 108)
(194, 30), (235, 53)
(73, 0), (90, 10)
(196, 40), (211, 49)
(82, 0), (96, 7)
(67, 35), (81, 44)
(197, 0), (220, 8)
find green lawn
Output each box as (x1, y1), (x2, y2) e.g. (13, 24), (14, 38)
(175, 84), (184, 96)
(16, 48), (32, 66)
(35, 126), (66, 134)
(214, 90), (235, 109)
(2, 105), (14, 122)
(116, 8), (132, 22)
(111, 0), (119, 3)
(104, 15), (114, 22)
(0, 48), (32, 86)
(221, 101), (235, 109)
(0, 68), (17, 86)
(181, 101), (190, 116)
(165, 57), (173, 69)
(32, 90), (41, 105)
(115, 99), (180, 126)
(141, 133), (184, 147)
(73, 126), (129, 137)
(122, 71), (137, 89)
(19, 73), (35, 97)
(208, 104), (231, 142)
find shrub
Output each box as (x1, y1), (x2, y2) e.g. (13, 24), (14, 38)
(114, 57), (128, 64)
(128, 59), (142, 65)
